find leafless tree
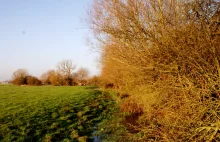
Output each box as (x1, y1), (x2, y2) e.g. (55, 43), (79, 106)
(57, 60), (76, 78)
(12, 68), (29, 80)
(75, 67), (90, 81)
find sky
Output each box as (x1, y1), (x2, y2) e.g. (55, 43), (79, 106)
(0, 0), (100, 81)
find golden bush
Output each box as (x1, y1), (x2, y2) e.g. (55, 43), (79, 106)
(89, 0), (220, 141)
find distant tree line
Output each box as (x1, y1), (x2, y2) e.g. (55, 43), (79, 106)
(11, 60), (101, 86)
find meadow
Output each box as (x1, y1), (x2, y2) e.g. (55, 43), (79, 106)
(0, 85), (118, 142)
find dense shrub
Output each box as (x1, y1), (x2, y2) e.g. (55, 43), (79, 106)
(12, 77), (26, 86)
(12, 76), (41, 86)
(90, 0), (220, 141)
(11, 69), (29, 86)
(63, 77), (73, 86)
(26, 76), (42, 86)
(87, 76), (101, 86)
(71, 79), (78, 86)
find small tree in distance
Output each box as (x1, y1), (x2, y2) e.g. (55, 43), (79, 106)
(12, 69), (29, 80)
(75, 68), (90, 85)
(11, 69), (41, 86)
(57, 60), (76, 78)
(12, 69), (29, 85)
(57, 60), (76, 86)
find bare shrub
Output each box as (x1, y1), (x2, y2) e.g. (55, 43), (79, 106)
(89, 0), (220, 141)
(48, 70), (63, 86)
(75, 68), (90, 81)
(87, 75), (101, 86)
(11, 69), (29, 85)
(26, 76), (41, 86)
(12, 76), (26, 86)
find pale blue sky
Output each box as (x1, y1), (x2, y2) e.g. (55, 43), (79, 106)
(0, 0), (100, 81)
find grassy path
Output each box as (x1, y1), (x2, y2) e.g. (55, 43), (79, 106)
(0, 85), (117, 142)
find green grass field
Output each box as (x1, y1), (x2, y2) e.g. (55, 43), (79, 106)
(0, 85), (117, 142)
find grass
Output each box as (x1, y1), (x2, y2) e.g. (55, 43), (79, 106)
(0, 85), (118, 142)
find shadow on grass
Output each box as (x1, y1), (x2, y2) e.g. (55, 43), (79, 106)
(84, 86), (99, 90)
(0, 87), (118, 142)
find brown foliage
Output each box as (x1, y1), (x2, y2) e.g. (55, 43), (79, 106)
(40, 60), (77, 86)
(48, 70), (63, 86)
(41, 69), (66, 86)
(12, 73), (41, 86)
(11, 69), (29, 85)
(75, 68), (90, 82)
(12, 69), (29, 80)
(40, 71), (50, 84)
(12, 76), (26, 86)
(26, 76), (41, 86)
(90, 0), (220, 141)
(120, 99), (143, 115)
(63, 77), (73, 86)
(87, 75), (101, 86)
